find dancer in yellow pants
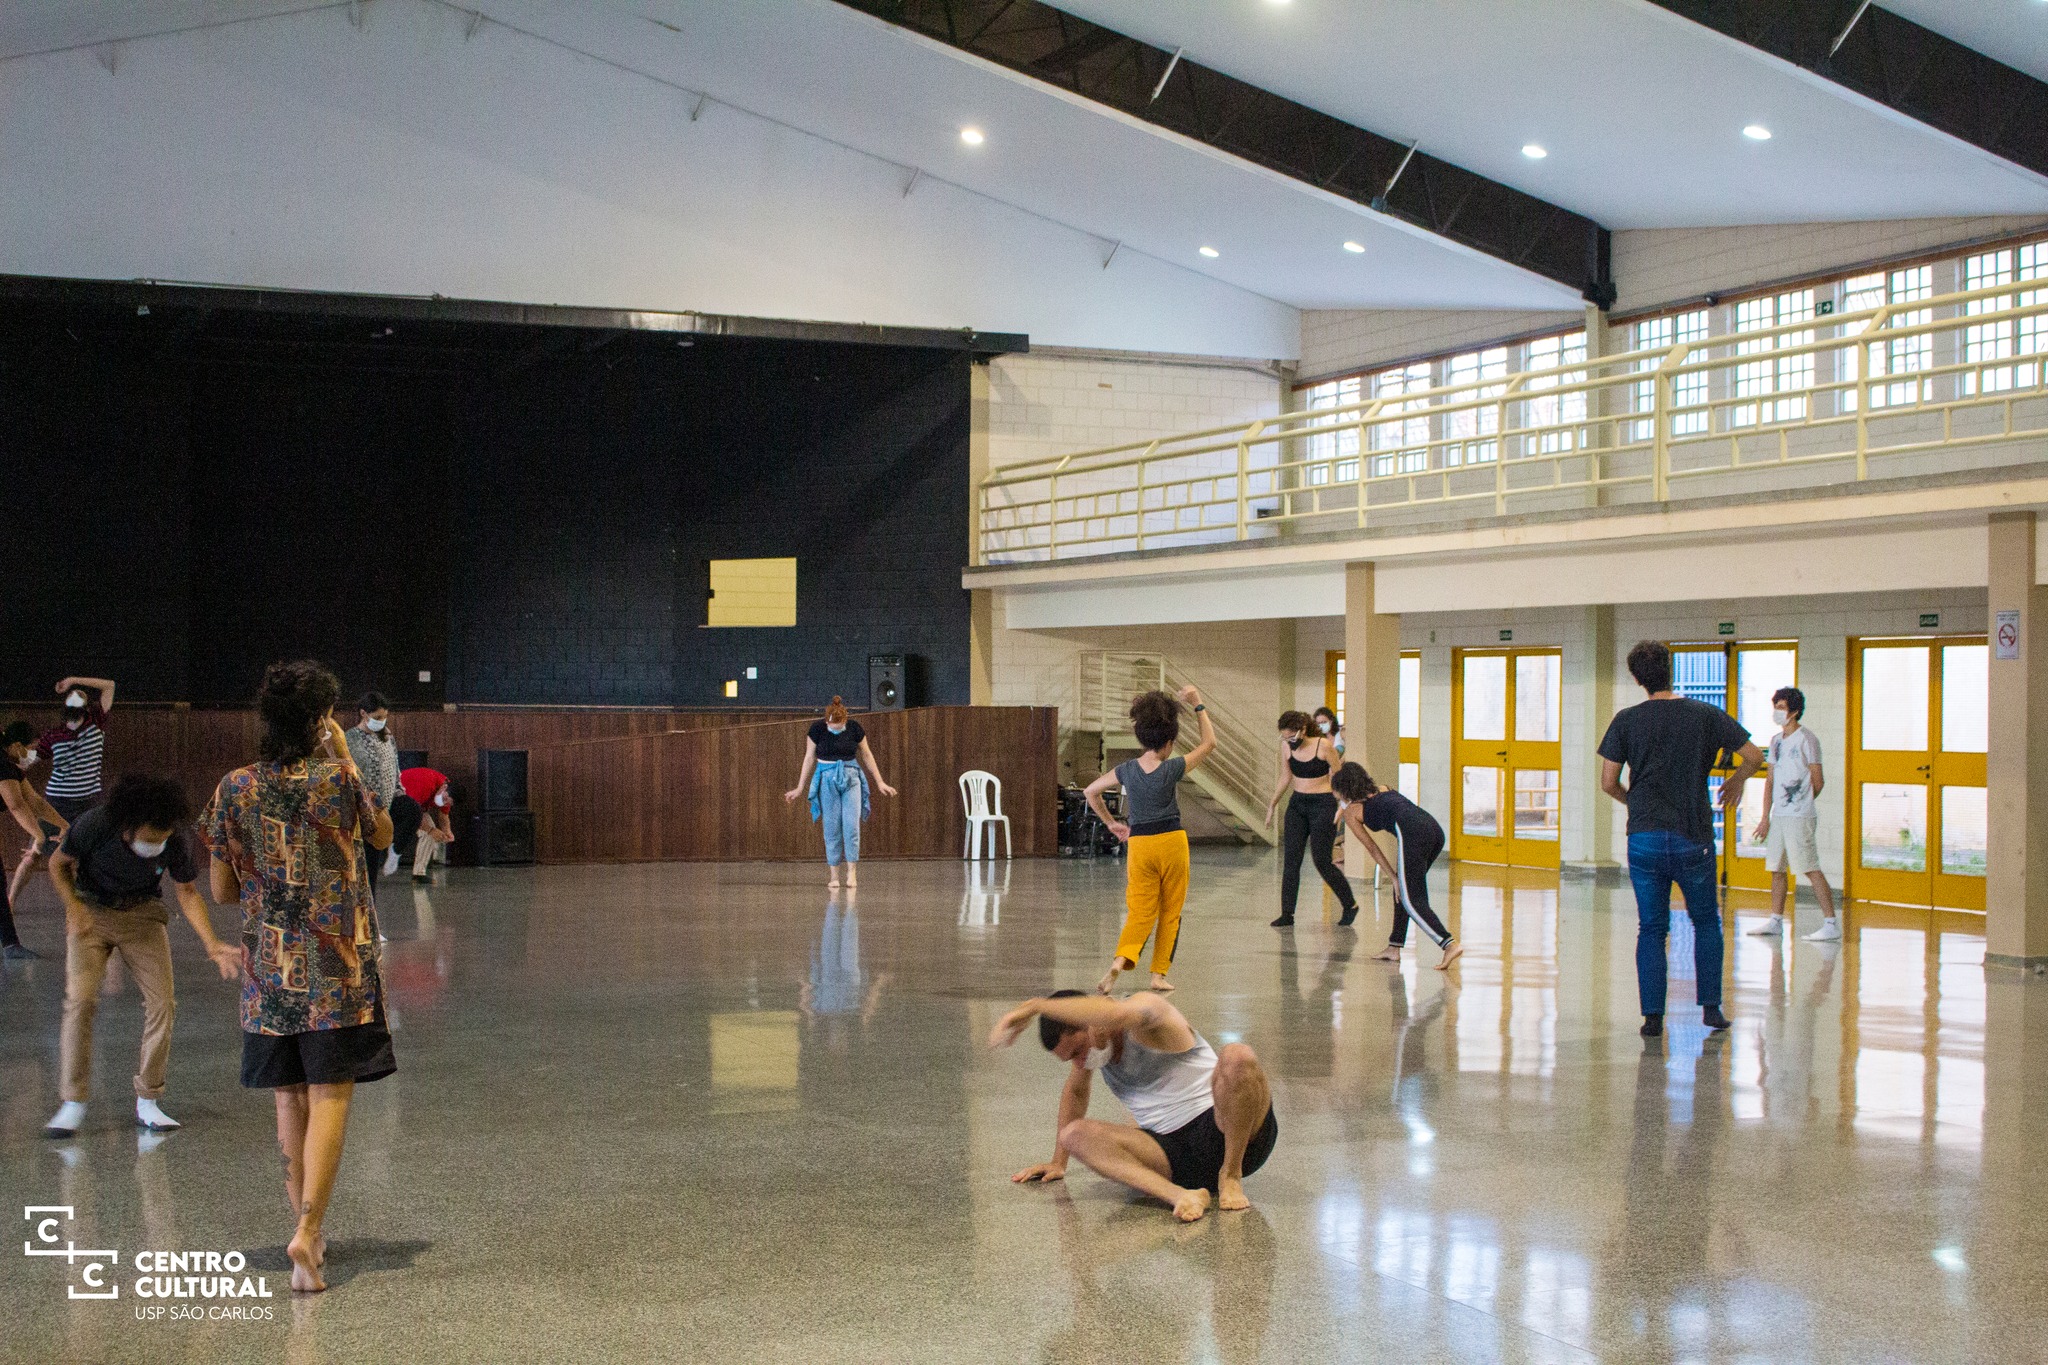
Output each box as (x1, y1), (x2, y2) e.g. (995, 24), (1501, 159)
(1083, 685), (1216, 994)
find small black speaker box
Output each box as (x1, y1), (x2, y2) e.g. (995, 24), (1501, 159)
(476, 749), (529, 812)
(472, 809), (535, 866)
(868, 654), (906, 712)
(398, 748), (430, 772)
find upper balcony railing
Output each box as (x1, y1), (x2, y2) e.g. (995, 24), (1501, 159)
(976, 279), (2048, 564)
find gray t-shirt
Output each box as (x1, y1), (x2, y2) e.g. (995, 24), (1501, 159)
(1115, 755), (1187, 835)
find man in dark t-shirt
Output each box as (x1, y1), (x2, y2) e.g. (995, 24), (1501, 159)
(1598, 641), (1763, 1038)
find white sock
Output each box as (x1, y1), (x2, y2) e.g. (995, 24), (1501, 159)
(135, 1098), (180, 1131)
(382, 848), (400, 876)
(47, 1101), (86, 1134)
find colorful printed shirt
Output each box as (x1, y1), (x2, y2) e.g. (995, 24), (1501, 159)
(201, 760), (383, 1036)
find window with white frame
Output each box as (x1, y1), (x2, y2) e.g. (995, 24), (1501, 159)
(1302, 376), (1361, 485)
(1442, 346), (1506, 465)
(1630, 310), (1710, 441)
(1369, 362), (1432, 476)
(1520, 331), (1586, 455)
(1962, 243), (2048, 395)
(1732, 289), (1815, 426)
(1842, 266), (1933, 409)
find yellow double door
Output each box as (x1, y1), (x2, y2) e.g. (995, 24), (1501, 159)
(1451, 649), (1561, 869)
(1848, 637), (1987, 911)
(1670, 642), (1797, 891)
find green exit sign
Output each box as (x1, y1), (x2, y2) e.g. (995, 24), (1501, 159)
(1718, 622), (1735, 636)
(1498, 629), (1513, 642)
(1921, 613), (1940, 628)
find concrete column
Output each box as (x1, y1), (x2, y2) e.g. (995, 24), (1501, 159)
(969, 591), (994, 706)
(1986, 512), (2048, 967)
(968, 363), (995, 706)
(1344, 562), (1401, 876)
(1562, 604), (1616, 870)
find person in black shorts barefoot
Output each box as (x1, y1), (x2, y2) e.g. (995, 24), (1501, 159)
(989, 989), (1277, 1222)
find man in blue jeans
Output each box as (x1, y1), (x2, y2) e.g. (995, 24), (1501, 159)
(1598, 641), (1763, 1038)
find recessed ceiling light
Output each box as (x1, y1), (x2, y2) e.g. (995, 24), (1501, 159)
(959, 126), (985, 145)
(1521, 144), (1547, 160)
(1199, 245), (1220, 258)
(1743, 124), (1773, 141)
(1342, 241), (1365, 254)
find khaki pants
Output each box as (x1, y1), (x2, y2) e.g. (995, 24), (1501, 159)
(62, 906), (176, 1103)
(414, 827), (445, 877)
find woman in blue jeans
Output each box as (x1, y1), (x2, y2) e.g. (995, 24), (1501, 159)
(1598, 641), (1762, 1038)
(785, 697), (898, 889)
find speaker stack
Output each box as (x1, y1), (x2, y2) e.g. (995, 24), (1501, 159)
(868, 654), (907, 712)
(472, 749), (536, 866)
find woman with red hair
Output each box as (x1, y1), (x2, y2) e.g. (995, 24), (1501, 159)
(785, 697), (897, 888)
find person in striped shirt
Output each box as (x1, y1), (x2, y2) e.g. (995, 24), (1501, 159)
(9, 676), (115, 908)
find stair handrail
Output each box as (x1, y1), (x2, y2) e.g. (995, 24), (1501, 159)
(1076, 651), (1275, 830)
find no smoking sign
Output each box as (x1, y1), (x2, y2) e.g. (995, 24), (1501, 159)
(1996, 609), (2021, 661)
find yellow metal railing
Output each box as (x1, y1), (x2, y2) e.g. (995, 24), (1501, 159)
(1075, 651), (1275, 844)
(978, 279), (2048, 563)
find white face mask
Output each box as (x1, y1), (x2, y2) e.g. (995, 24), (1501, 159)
(17, 749), (38, 768)
(1318, 720), (1333, 733)
(130, 838), (168, 859)
(364, 717), (387, 733)
(1080, 1043), (1114, 1071)
(1773, 708), (1790, 726)
(827, 724), (846, 735)
(434, 790), (451, 808)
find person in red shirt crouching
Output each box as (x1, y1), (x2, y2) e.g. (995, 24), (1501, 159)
(397, 767), (454, 881)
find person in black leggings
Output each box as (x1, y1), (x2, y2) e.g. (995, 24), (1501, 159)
(1264, 711), (1357, 929)
(1331, 764), (1463, 969)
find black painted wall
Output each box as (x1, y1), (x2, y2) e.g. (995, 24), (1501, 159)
(1, 295), (972, 709)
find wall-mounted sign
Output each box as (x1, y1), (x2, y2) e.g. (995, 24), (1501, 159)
(1920, 613), (1940, 629)
(1717, 622), (1735, 636)
(1498, 629), (1513, 642)
(1997, 609), (2021, 661)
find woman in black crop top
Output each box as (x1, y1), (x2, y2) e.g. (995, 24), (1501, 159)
(784, 696), (897, 889)
(1330, 764), (1461, 968)
(1264, 711), (1357, 929)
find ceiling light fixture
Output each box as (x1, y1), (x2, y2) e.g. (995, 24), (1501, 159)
(959, 126), (985, 145)
(1743, 124), (1773, 141)
(1521, 144), (1548, 159)
(1342, 241), (1365, 254)
(1199, 246), (1220, 258)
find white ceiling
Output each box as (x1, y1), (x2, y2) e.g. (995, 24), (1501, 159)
(1057, 0), (2048, 228)
(1886, 0), (2048, 84)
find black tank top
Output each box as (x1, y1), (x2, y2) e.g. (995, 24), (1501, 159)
(1287, 740), (1330, 778)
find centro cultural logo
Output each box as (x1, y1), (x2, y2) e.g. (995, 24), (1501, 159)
(23, 1207), (276, 1320)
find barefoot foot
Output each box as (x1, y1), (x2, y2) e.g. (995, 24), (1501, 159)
(1171, 1188), (1213, 1223)
(1371, 946), (1402, 962)
(1437, 942), (1464, 971)
(1148, 973), (1174, 993)
(1217, 1176), (1250, 1212)
(1096, 958), (1133, 995)
(287, 1229), (327, 1293)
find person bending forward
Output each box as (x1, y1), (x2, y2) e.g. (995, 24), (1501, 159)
(990, 989), (1278, 1223)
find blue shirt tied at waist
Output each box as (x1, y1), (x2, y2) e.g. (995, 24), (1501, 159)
(808, 760), (870, 824)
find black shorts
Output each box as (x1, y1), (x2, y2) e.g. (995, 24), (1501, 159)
(1146, 1105), (1278, 1193)
(241, 1012), (397, 1089)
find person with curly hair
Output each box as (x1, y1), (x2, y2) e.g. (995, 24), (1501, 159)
(1331, 763), (1461, 969)
(1264, 710), (1357, 929)
(1082, 685), (1215, 994)
(202, 659), (395, 1294)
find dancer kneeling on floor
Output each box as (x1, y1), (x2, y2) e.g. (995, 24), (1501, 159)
(1330, 765), (1462, 970)
(1082, 686), (1214, 995)
(1264, 710), (1357, 929)
(991, 989), (1277, 1223)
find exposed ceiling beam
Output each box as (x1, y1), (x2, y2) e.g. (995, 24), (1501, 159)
(1643, 1), (2048, 182)
(829, 0), (1615, 306)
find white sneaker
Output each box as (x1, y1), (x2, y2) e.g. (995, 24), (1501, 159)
(135, 1098), (181, 1132)
(1748, 916), (1784, 936)
(383, 848), (401, 877)
(45, 1101), (86, 1137)
(1805, 919), (1842, 942)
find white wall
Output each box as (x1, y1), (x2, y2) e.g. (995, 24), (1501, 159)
(0, 0), (1297, 357)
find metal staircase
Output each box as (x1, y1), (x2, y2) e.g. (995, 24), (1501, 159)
(1073, 652), (1277, 846)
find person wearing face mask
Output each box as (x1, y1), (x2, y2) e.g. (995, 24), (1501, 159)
(1264, 710), (1357, 929)
(1748, 686), (1840, 942)
(2, 722), (62, 957)
(991, 989), (1279, 1222)
(784, 696), (898, 890)
(398, 764), (456, 881)
(344, 692), (399, 892)
(1313, 707), (1348, 858)
(9, 676), (115, 907)
(44, 774), (241, 1137)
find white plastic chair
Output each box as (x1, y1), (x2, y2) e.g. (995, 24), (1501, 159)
(959, 770), (1012, 860)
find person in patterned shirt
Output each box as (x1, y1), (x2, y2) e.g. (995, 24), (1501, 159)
(202, 659), (394, 1294)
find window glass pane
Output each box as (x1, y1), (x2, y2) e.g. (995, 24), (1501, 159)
(1398, 762), (1420, 803)
(1860, 647), (1929, 751)
(1462, 766), (1501, 837)
(1735, 779), (1769, 859)
(1512, 770), (1559, 839)
(1514, 653), (1560, 743)
(1941, 786), (1987, 877)
(1736, 648), (1796, 744)
(1861, 784), (1928, 871)
(1334, 656), (1345, 728)
(1671, 648), (1728, 709)
(1462, 655), (1507, 741)
(1398, 655), (1421, 739)
(1941, 645), (1988, 753)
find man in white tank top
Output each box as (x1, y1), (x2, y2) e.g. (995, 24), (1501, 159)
(989, 990), (1278, 1222)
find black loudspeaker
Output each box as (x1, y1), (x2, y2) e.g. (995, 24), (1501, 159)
(471, 810), (535, 866)
(869, 654), (906, 712)
(476, 749), (529, 811)
(398, 748), (430, 772)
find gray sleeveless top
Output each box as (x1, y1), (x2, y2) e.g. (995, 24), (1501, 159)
(1100, 1030), (1217, 1134)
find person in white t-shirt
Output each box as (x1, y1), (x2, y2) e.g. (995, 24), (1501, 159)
(1749, 686), (1841, 941)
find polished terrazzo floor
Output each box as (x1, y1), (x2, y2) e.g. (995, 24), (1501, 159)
(2, 850), (2042, 1364)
